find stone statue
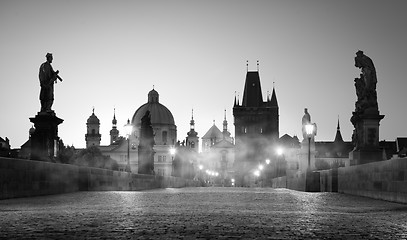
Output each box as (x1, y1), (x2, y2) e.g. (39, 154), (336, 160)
(301, 108), (316, 140)
(301, 108), (311, 140)
(39, 53), (62, 113)
(353, 50), (378, 113)
(350, 50), (384, 159)
(138, 110), (155, 174)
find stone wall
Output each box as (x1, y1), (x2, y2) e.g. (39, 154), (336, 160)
(271, 176), (287, 188)
(319, 168), (338, 192)
(338, 157), (407, 204)
(286, 171), (306, 191)
(0, 157), (199, 200)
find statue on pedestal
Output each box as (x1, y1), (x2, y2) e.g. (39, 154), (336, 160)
(39, 53), (62, 113)
(353, 50), (378, 114)
(350, 51), (384, 164)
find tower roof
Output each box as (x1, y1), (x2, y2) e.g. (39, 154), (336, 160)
(242, 71), (263, 107)
(132, 89), (175, 126)
(87, 108), (100, 124)
(270, 87), (278, 107)
(112, 108), (117, 126)
(202, 124), (223, 139)
(334, 118), (344, 143)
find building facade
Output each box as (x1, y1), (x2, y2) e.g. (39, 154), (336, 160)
(86, 89), (177, 176)
(233, 70), (279, 186)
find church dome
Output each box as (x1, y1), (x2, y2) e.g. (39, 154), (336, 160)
(131, 89), (175, 126)
(87, 109), (100, 124)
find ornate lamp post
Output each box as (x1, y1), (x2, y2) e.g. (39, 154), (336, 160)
(124, 119), (133, 172)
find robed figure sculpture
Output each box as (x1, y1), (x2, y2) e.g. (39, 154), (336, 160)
(39, 53), (62, 113)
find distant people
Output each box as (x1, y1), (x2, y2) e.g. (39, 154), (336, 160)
(39, 53), (62, 113)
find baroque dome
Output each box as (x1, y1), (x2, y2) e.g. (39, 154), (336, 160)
(87, 109), (100, 124)
(131, 89), (175, 126)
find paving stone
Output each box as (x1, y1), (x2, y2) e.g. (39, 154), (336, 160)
(0, 187), (407, 239)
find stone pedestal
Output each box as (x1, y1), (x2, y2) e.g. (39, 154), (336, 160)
(29, 112), (63, 161)
(350, 109), (384, 165)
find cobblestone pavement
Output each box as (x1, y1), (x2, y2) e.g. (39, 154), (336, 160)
(1, 187), (407, 239)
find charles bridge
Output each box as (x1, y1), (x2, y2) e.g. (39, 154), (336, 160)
(1, 187), (407, 239)
(1, 50), (407, 238)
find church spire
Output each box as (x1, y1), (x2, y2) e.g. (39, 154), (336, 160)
(110, 108), (119, 144)
(334, 116), (344, 143)
(190, 109), (195, 130)
(112, 108), (117, 126)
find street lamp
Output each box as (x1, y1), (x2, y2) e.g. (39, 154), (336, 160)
(305, 123), (315, 169)
(265, 159), (270, 165)
(276, 147), (284, 156)
(124, 119), (133, 172)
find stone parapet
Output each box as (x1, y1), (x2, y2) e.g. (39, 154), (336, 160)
(338, 157), (407, 204)
(0, 157), (200, 200)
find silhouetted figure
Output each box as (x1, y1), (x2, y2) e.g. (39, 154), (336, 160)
(39, 53), (62, 113)
(138, 111), (155, 175)
(301, 108), (311, 140)
(350, 50), (384, 164)
(353, 50), (378, 113)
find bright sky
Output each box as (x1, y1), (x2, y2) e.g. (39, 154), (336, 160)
(1, 0), (407, 149)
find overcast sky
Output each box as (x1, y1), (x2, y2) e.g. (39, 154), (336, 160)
(1, 0), (407, 149)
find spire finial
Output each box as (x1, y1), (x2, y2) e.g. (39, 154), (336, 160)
(246, 60), (248, 72)
(337, 115), (340, 130)
(153, 85), (155, 90)
(257, 60), (259, 71)
(92, 106), (95, 114)
(224, 109), (226, 120)
(213, 119), (215, 125)
(192, 109), (194, 120)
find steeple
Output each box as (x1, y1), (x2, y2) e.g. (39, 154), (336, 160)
(112, 108), (117, 126)
(110, 108), (119, 144)
(270, 86), (278, 107)
(223, 109), (228, 132)
(186, 109), (198, 151)
(334, 117), (344, 143)
(190, 109), (195, 131)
